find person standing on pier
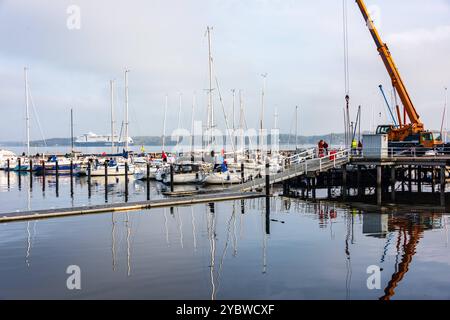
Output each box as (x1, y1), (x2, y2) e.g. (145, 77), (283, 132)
(351, 139), (358, 155)
(323, 141), (329, 156)
(318, 140), (325, 157)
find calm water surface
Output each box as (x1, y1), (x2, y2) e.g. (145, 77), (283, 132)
(0, 171), (450, 300)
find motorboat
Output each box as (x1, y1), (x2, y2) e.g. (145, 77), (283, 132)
(33, 156), (80, 175)
(162, 162), (205, 185)
(134, 159), (166, 180)
(0, 150), (17, 170)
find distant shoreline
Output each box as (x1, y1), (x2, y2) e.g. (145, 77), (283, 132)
(0, 133), (346, 147)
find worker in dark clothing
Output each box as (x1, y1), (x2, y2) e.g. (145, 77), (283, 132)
(323, 141), (329, 155)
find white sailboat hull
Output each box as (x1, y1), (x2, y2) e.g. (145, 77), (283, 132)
(163, 172), (203, 184)
(203, 172), (241, 185)
(134, 166), (158, 180)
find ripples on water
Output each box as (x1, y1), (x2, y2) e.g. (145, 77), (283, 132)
(0, 171), (450, 300)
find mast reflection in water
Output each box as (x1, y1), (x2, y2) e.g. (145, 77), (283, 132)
(0, 196), (449, 300)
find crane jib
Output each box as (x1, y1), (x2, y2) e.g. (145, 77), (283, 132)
(355, 0), (422, 127)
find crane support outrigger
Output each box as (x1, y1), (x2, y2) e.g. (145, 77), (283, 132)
(355, 0), (442, 149)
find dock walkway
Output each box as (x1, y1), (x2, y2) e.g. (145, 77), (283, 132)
(233, 149), (350, 192)
(0, 192), (263, 223)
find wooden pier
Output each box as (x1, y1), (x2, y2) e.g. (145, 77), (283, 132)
(279, 154), (450, 207)
(0, 191), (263, 223)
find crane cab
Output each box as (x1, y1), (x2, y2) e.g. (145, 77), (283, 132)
(376, 125), (394, 135)
(376, 125), (442, 149)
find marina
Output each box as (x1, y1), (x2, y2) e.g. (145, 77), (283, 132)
(1, 0), (450, 304)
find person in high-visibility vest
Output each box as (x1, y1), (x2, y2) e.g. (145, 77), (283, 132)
(351, 139), (358, 155)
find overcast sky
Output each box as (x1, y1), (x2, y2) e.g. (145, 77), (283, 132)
(0, 0), (449, 141)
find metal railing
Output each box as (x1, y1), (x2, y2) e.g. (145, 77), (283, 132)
(353, 146), (450, 159)
(234, 148), (350, 191)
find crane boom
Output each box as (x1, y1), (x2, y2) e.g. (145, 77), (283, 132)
(355, 0), (422, 128)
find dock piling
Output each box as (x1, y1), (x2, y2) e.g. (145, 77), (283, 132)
(265, 196), (270, 235)
(87, 159), (92, 198)
(306, 178), (311, 199)
(390, 166), (396, 202)
(342, 164), (347, 200)
(55, 160), (59, 197)
(312, 176), (317, 200)
(105, 160), (109, 203)
(432, 168), (436, 194)
(170, 164), (174, 192)
(125, 162), (129, 202)
(70, 160), (74, 197)
(146, 161), (150, 201)
(440, 165), (446, 207)
(41, 160), (45, 192)
(408, 165), (412, 192)
(265, 162), (270, 197)
(357, 165), (362, 198)
(401, 166), (405, 192)
(29, 159), (33, 190)
(6, 159), (10, 189)
(417, 166), (422, 193)
(377, 165), (382, 205)
(327, 172), (332, 199)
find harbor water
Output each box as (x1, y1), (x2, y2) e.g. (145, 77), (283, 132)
(1, 170), (450, 300)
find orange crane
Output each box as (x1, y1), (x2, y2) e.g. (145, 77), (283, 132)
(355, 0), (442, 149)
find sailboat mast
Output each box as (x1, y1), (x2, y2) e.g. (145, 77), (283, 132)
(24, 67), (30, 156)
(124, 70), (130, 152)
(191, 93), (196, 155)
(231, 89), (236, 132)
(177, 92), (182, 146)
(274, 107), (278, 130)
(260, 74), (267, 133)
(259, 74), (267, 158)
(70, 108), (74, 153)
(231, 89), (236, 158)
(110, 80), (115, 154)
(445, 87), (448, 143)
(162, 95), (168, 151)
(239, 90), (244, 154)
(207, 26), (214, 147)
(295, 106), (299, 150)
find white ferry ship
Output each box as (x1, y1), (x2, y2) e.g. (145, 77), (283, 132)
(74, 132), (133, 147)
